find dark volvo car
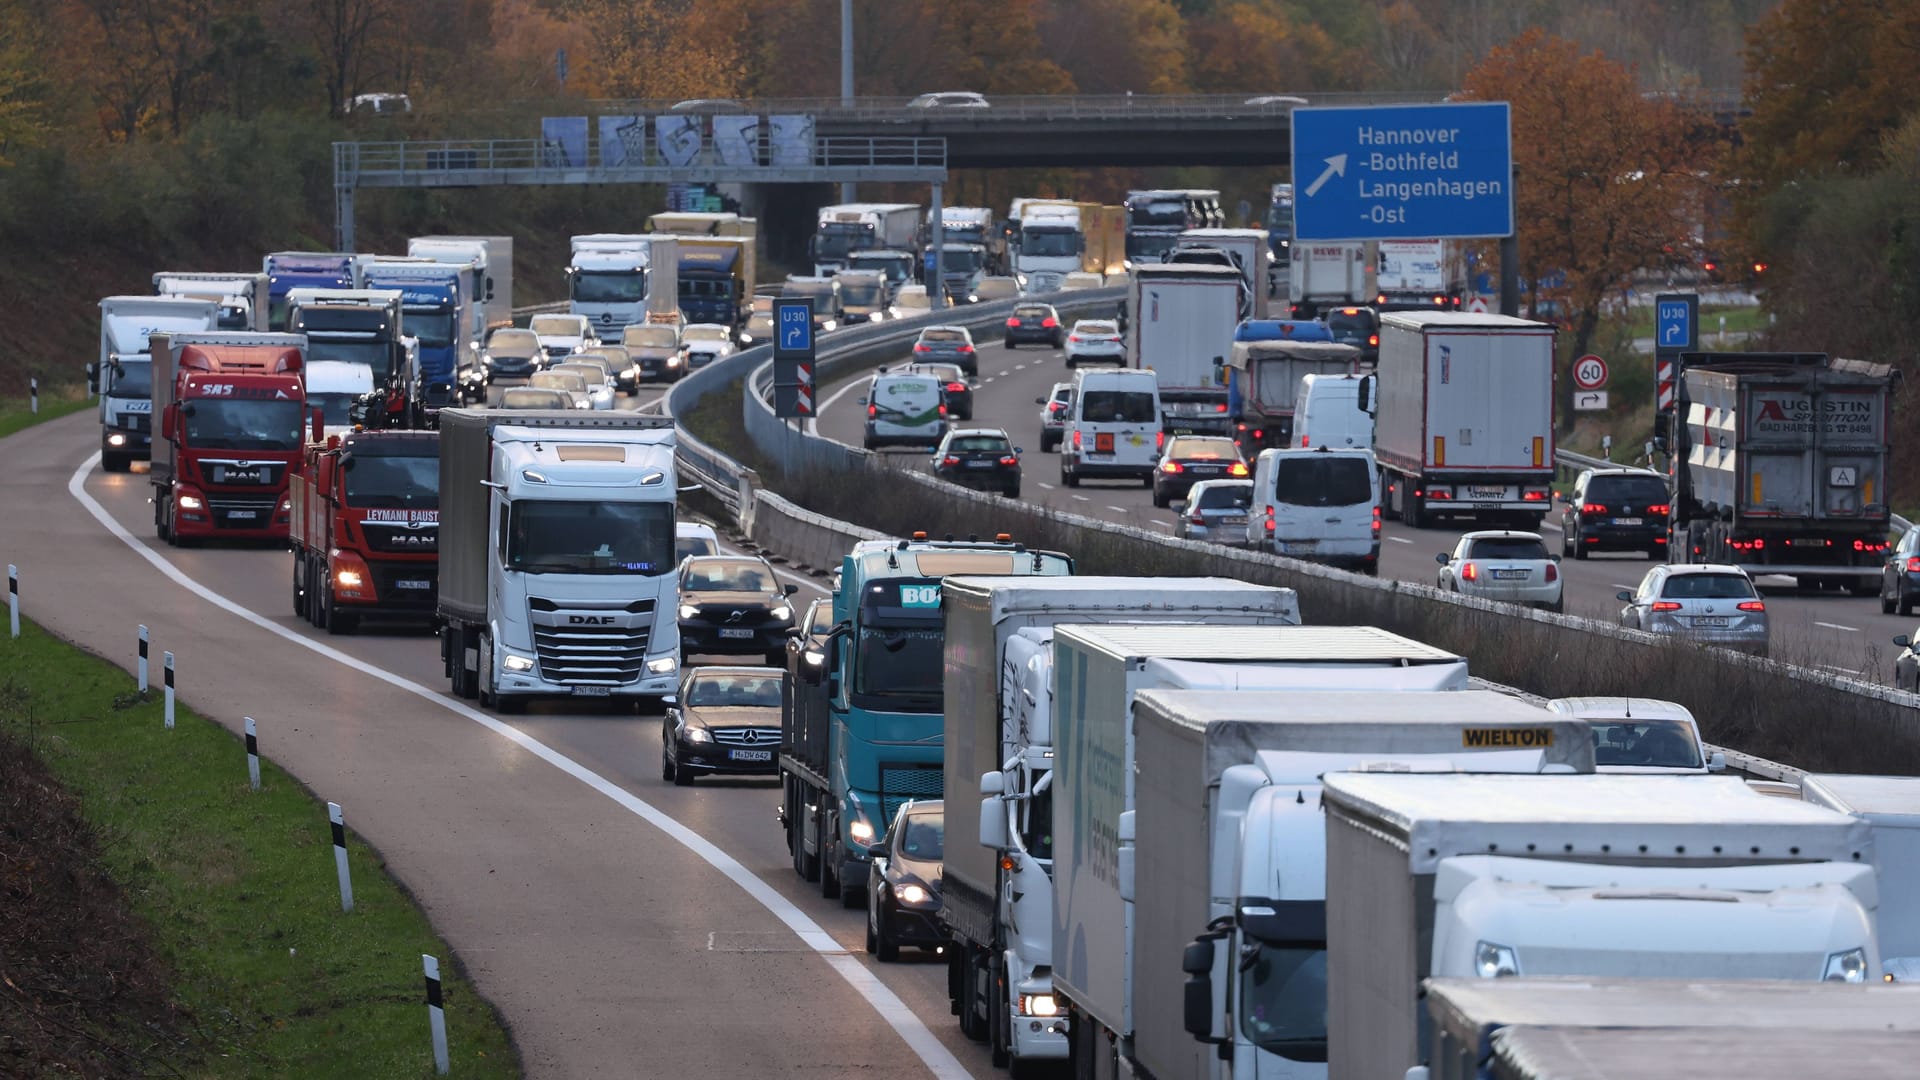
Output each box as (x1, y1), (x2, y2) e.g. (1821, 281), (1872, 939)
(676, 555), (799, 665)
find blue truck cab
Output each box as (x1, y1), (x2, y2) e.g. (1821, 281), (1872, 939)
(677, 246), (743, 329)
(361, 262), (472, 425)
(263, 252), (358, 330)
(782, 536), (1073, 904)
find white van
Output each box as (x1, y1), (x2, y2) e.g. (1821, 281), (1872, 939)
(1252, 445), (1381, 573)
(1061, 367), (1162, 487)
(861, 368), (948, 449)
(1294, 371), (1375, 449)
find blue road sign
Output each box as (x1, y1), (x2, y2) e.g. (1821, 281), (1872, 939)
(774, 298), (814, 357)
(1656, 296), (1696, 351)
(1292, 102), (1513, 241)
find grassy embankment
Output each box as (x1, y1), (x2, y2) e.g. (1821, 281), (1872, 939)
(0, 617), (520, 1078)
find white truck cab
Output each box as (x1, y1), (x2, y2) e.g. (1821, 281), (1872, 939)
(90, 295), (222, 472)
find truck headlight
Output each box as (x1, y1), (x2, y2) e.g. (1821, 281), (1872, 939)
(849, 818), (875, 842)
(1474, 941), (1520, 979)
(177, 495), (204, 510)
(1824, 947), (1868, 983)
(502, 653), (535, 673)
(107, 432), (127, 447)
(1020, 993), (1058, 1018)
(646, 657), (677, 675)
(678, 603), (700, 620)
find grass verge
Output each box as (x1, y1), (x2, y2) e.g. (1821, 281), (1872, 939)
(0, 619), (520, 1078)
(0, 390), (93, 441)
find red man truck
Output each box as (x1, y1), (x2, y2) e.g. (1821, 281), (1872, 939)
(149, 332), (314, 545)
(290, 430), (441, 634)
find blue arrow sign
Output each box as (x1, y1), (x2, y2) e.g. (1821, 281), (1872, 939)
(1292, 102), (1513, 241)
(1657, 298), (1694, 349)
(775, 300), (813, 354)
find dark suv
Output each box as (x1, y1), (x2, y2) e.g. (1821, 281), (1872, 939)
(1563, 468), (1670, 559)
(1324, 306), (1380, 366)
(677, 555), (801, 665)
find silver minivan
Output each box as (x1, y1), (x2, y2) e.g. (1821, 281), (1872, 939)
(1251, 446), (1381, 573)
(862, 369), (948, 449)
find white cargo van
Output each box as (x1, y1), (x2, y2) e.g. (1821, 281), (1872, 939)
(861, 368), (948, 449)
(1294, 371), (1375, 449)
(1252, 445), (1381, 572)
(1062, 367), (1161, 487)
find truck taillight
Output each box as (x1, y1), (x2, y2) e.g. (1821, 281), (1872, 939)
(1155, 431), (1165, 449)
(1072, 430), (1081, 449)
(1372, 507), (1381, 533)
(867, 404), (877, 418)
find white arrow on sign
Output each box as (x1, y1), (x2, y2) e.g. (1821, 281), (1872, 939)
(1303, 154), (1348, 198)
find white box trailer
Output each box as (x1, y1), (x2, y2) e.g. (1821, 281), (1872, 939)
(1127, 263), (1244, 390)
(1801, 773), (1920, 980)
(1288, 242), (1369, 317)
(1419, 976), (1920, 1080)
(1373, 311), (1556, 529)
(1323, 774), (1881, 1080)
(1488, 1023), (1920, 1080)
(1050, 624), (1475, 1064)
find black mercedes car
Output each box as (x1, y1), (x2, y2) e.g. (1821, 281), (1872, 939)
(661, 666), (783, 784)
(931, 428), (1022, 498)
(865, 799), (946, 960)
(677, 556), (800, 665)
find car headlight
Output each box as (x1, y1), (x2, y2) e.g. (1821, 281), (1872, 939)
(1020, 993), (1058, 1017)
(684, 726), (713, 743)
(1824, 947), (1868, 983)
(739, 333), (754, 344)
(501, 652), (535, 673)
(678, 603), (700, 620)
(897, 883), (931, 906)
(770, 603), (793, 622)
(1474, 940), (1520, 978)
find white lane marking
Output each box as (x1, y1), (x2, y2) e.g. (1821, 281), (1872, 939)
(1815, 621), (1861, 633)
(1819, 664), (1863, 675)
(1037, 482), (1055, 491)
(1107, 506), (1129, 514)
(816, 377), (867, 418)
(1388, 537), (1413, 545)
(1611, 584), (1637, 591)
(983, 377), (995, 384)
(66, 453), (972, 1080)
(1070, 495), (1090, 502)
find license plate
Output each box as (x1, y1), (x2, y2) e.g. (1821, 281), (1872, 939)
(227, 510), (257, 520)
(1281, 540), (1319, 553)
(966, 460), (994, 468)
(1612, 517), (1642, 525)
(1221, 515), (1248, 526)
(1493, 569), (1529, 580)
(570, 685), (612, 697)
(1095, 433), (1115, 453)
(1692, 616), (1730, 628)
(729, 749), (773, 763)
(1468, 486), (1507, 499)
(719, 627), (755, 639)
(395, 579), (431, 590)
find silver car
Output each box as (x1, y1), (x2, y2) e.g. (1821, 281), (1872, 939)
(1174, 480), (1254, 546)
(1036, 382), (1073, 452)
(1617, 564), (1769, 657)
(1436, 531), (1563, 612)
(1545, 697), (1725, 774)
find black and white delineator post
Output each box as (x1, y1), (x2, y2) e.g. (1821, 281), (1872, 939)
(244, 716), (260, 792)
(328, 801), (353, 913)
(7, 564), (16, 639)
(137, 625), (149, 692)
(28, 377), (37, 415)
(423, 954), (450, 1074)
(162, 651), (175, 728)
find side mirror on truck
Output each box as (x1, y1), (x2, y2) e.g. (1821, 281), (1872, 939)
(316, 457), (334, 500)
(1182, 918), (1234, 1048)
(310, 407), (325, 444)
(978, 793), (1008, 850)
(85, 361), (98, 393)
(160, 404), (176, 441)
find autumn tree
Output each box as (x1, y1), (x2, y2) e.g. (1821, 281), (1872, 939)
(0, 0), (50, 161)
(1461, 29), (1708, 361)
(1183, 1), (1345, 93)
(1041, 0), (1189, 96)
(564, 0), (744, 100)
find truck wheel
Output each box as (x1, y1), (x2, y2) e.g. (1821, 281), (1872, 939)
(157, 499), (174, 545)
(989, 957), (1011, 1067)
(819, 811), (842, 899)
(292, 560), (307, 619)
(450, 628), (479, 699)
(1061, 462), (1079, 488)
(1403, 489), (1423, 529)
(322, 587), (358, 635)
(957, 946), (986, 1041)
(1902, 596), (1915, 618)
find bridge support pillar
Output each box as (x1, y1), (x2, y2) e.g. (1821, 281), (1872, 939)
(335, 181), (355, 253)
(930, 182), (945, 311)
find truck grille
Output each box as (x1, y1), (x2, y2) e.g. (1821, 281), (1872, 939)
(361, 525), (438, 554)
(207, 494), (279, 529)
(879, 765), (943, 823)
(710, 726), (781, 748)
(119, 414), (151, 432)
(529, 597), (656, 685)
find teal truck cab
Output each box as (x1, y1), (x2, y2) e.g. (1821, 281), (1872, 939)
(782, 536), (1073, 904)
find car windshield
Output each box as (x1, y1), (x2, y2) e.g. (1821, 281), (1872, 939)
(1020, 229), (1077, 257)
(950, 436), (1010, 454)
(506, 500), (673, 575)
(529, 316), (583, 337)
(1324, 310), (1374, 341)
(553, 366), (606, 385)
(685, 674), (782, 709)
(1588, 718), (1703, 769)
(625, 327), (677, 349)
(897, 813), (945, 860)
(685, 559), (774, 593)
(684, 326), (728, 342)
(570, 272), (646, 304)
(531, 373), (585, 393)
(343, 452), (438, 509)
(1080, 390), (1157, 423)
(841, 282), (884, 306)
(405, 312), (456, 349)
(1169, 437), (1238, 459)
(308, 392), (360, 426)
(1077, 321), (1118, 336)
(1271, 456), (1372, 507)
(1469, 537), (1550, 560)
(182, 399), (304, 451)
(921, 330), (966, 343)
(488, 330), (539, 353)
(499, 389), (570, 409)
(1014, 307), (1053, 321)
(675, 536), (717, 561)
(1195, 483), (1254, 510)
(852, 625), (943, 710)
(1589, 476), (1669, 503)
(106, 360), (152, 398)
(1661, 573), (1756, 600)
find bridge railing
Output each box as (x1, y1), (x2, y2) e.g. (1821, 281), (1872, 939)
(335, 134), (947, 184)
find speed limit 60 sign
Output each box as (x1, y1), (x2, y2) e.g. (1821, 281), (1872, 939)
(1572, 354), (1609, 390)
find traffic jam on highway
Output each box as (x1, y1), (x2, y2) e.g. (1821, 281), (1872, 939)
(72, 144), (1920, 1078)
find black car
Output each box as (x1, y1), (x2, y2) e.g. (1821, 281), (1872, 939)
(785, 597), (836, 678)
(1151, 435), (1249, 507)
(1003, 302), (1064, 349)
(910, 361), (975, 420)
(677, 556), (800, 664)
(931, 428), (1022, 498)
(1882, 528), (1920, 616)
(1562, 468), (1670, 559)
(1159, 387), (1235, 438)
(661, 666), (784, 784)
(865, 799), (945, 961)
(1325, 306), (1380, 365)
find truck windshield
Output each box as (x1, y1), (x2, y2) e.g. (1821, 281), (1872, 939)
(841, 282), (884, 307)
(506, 500), (673, 575)
(182, 399), (304, 451)
(814, 226), (870, 262)
(1272, 456), (1372, 507)
(1127, 233), (1177, 260)
(1020, 229), (1077, 258)
(570, 272), (646, 304)
(343, 453), (439, 509)
(107, 361), (152, 399)
(308, 339), (391, 374)
(1132, 200), (1187, 227)
(405, 312), (456, 348)
(1240, 942), (1328, 1062)
(849, 256), (909, 282)
(851, 625), (943, 711)
(308, 393), (360, 427)
(943, 249), (986, 272)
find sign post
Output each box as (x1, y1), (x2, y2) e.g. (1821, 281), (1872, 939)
(1291, 102), (1514, 241)
(1571, 352), (1610, 412)
(1653, 293), (1697, 442)
(772, 297), (816, 420)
